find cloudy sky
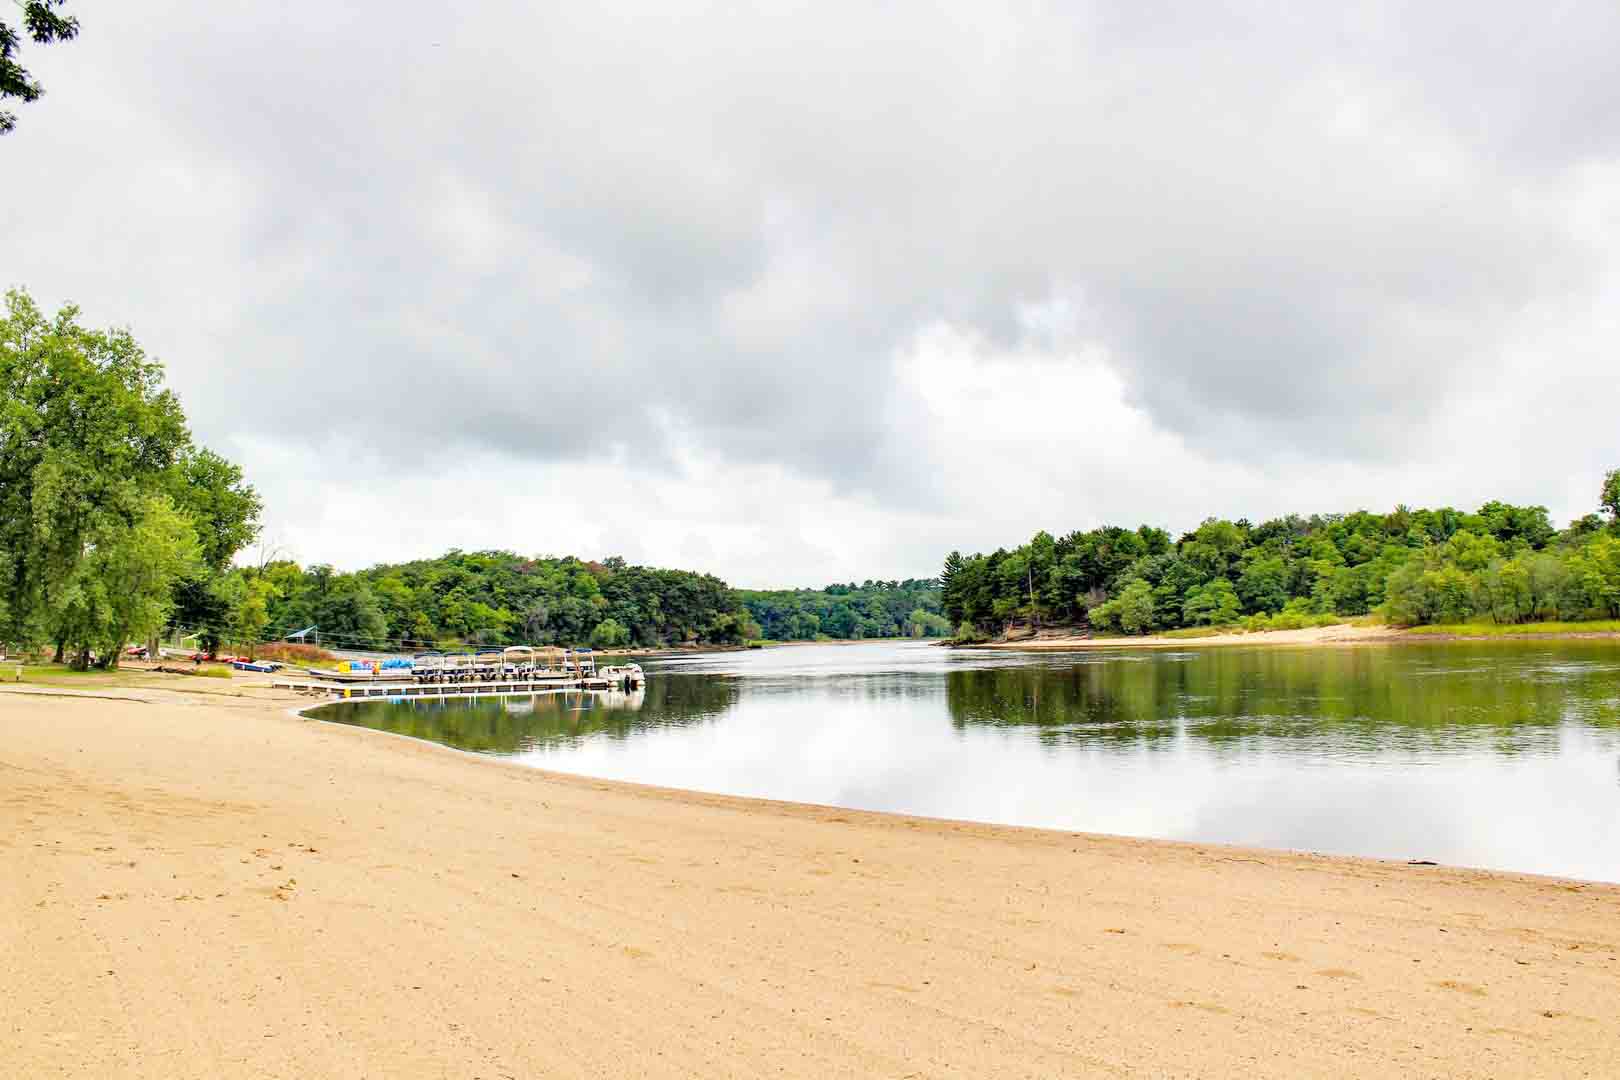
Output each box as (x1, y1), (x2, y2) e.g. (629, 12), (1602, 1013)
(5, 3), (1617, 586)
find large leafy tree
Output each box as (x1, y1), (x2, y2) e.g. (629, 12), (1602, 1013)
(1602, 469), (1620, 528)
(0, 289), (258, 664)
(1, 1), (77, 134)
(167, 447), (263, 651)
(46, 495), (200, 668)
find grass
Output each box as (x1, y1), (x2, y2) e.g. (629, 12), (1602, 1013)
(4, 660), (236, 688)
(1404, 620), (1620, 637)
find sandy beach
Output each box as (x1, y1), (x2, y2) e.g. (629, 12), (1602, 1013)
(4, 680), (1617, 1078)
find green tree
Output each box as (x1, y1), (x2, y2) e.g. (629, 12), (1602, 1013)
(1569, 534), (1620, 617)
(1115, 580), (1156, 634)
(940, 551), (966, 624)
(589, 617), (630, 647)
(1484, 558), (1532, 624)
(1602, 469), (1620, 528)
(47, 495), (199, 668)
(1182, 519), (1246, 580)
(905, 607), (951, 637)
(1182, 578), (1241, 626)
(1440, 530), (1501, 572)
(171, 448), (262, 572)
(0, 1), (78, 133)
(228, 575), (277, 658)
(1, 290), (196, 655)
(1236, 556), (1289, 614)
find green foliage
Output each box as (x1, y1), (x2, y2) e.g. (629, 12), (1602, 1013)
(49, 495), (200, 668)
(171, 448), (263, 573)
(1115, 580), (1156, 633)
(242, 550), (758, 650)
(1, 2), (78, 133)
(1, 289), (256, 664)
(738, 579), (943, 641)
(1403, 619), (1620, 637)
(590, 617), (630, 648)
(906, 607), (951, 638)
(1182, 577), (1241, 626)
(226, 576), (277, 657)
(1090, 579), (1159, 635)
(942, 479), (1620, 636)
(1601, 469), (1620, 526)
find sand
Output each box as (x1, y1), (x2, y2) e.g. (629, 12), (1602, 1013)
(3, 681), (1617, 1078)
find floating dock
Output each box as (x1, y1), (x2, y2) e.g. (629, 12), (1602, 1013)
(273, 676), (618, 700)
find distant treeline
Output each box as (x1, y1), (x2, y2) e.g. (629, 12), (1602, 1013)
(246, 561), (950, 654)
(0, 289), (763, 661)
(942, 477), (1620, 637)
(737, 580), (947, 641)
(248, 551), (761, 652)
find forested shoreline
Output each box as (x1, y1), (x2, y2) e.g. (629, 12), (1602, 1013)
(737, 580), (948, 642)
(942, 479), (1620, 639)
(250, 551), (762, 652)
(1, 290), (938, 659)
(9, 287), (1618, 662)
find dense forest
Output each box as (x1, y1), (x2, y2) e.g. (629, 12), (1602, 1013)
(737, 580), (947, 641)
(241, 563), (951, 653)
(942, 480), (1620, 638)
(248, 551), (762, 652)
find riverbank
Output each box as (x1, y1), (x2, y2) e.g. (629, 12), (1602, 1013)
(974, 622), (1620, 649)
(4, 683), (1617, 1077)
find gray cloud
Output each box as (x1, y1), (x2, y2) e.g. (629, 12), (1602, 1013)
(5, 2), (1618, 577)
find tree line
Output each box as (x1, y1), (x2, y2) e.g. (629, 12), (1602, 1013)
(941, 480), (1620, 637)
(242, 550), (764, 653)
(736, 579), (948, 642)
(0, 291), (770, 663)
(12, 288), (1616, 660)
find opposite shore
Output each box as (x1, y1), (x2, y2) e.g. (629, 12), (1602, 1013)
(4, 676), (1618, 1077)
(964, 621), (1620, 650)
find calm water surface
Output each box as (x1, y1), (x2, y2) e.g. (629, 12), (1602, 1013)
(313, 641), (1620, 881)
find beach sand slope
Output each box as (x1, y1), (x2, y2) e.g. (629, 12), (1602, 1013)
(3, 687), (1616, 1077)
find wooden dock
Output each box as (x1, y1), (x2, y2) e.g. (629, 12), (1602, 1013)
(273, 676), (617, 700)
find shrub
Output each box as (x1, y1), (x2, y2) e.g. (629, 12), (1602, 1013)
(953, 621), (986, 643)
(253, 642), (336, 664)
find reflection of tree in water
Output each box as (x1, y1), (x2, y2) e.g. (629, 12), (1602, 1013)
(316, 674), (739, 755)
(946, 644), (1620, 757)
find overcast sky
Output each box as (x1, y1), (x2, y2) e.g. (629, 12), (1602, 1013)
(5, 3), (1617, 586)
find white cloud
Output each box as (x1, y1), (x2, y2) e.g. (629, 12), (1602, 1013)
(4, 2), (1618, 584)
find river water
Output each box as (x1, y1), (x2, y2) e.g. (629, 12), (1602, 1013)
(310, 640), (1620, 881)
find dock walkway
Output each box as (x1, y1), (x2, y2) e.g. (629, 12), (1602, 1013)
(272, 676), (615, 700)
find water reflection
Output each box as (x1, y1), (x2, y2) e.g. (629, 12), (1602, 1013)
(313, 641), (1620, 881)
(943, 647), (1620, 760)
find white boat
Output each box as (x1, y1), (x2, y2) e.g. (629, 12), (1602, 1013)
(598, 662), (644, 689)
